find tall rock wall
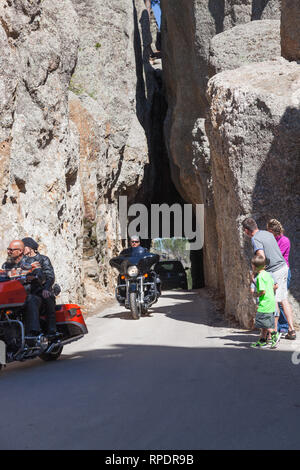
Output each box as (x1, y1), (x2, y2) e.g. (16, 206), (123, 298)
(0, 0), (83, 302)
(68, 0), (160, 300)
(207, 60), (300, 325)
(161, 0), (281, 293)
(281, 0), (300, 61)
(161, 0), (299, 326)
(0, 0), (157, 306)
(205, 0), (300, 326)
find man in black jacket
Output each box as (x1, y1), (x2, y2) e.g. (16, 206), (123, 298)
(22, 237), (57, 336)
(2, 240), (44, 336)
(118, 235), (161, 295)
(119, 235), (148, 256)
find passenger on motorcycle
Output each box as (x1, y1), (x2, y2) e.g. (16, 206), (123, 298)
(22, 237), (57, 336)
(2, 240), (45, 336)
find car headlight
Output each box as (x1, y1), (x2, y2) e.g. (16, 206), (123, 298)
(127, 266), (139, 277)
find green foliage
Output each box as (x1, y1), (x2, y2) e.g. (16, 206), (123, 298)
(69, 77), (97, 100)
(69, 78), (85, 96)
(153, 238), (190, 264)
(95, 43), (101, 49)
(152, 237), (192, 290)
(186, 268), (192, 290)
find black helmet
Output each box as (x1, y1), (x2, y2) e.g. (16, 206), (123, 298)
(22, 237), (39, 251)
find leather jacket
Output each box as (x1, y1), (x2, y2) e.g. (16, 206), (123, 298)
(25, 252), (55, 291)
(2, 256), (45, 295)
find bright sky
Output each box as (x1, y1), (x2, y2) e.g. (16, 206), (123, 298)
(151, 1), (161, 29)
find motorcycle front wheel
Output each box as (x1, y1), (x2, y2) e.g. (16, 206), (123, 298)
(129, 292), (141, 320)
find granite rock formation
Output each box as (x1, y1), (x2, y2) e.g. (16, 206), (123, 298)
(0, 0), (83, 302)
(0, 0), (158, 305)
(161, 0), (281, 294)
(161, 0), (300, 326)
(206, 59), (300, 325)
(1, 0), (298, 328)
(68, 0), (160, 299)
(281, 0), (300, 61)
(209, 20), (280, 77)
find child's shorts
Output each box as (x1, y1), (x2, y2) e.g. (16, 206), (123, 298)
(255, 312), (275, 330)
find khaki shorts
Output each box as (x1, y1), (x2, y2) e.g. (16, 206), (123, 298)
(271, 265), (288, 303)
(255, 312), (275, 330)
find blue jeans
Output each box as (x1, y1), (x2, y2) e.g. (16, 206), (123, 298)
(278, 268), (291, 332)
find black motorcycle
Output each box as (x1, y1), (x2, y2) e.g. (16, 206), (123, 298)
(110, 248), (161, 319)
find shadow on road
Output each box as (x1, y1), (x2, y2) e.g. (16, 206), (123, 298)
(207, 332), (260, 348)
(103, 311), (136, 320)
(103, 289), (227, 328)
(0, 340), (300, 450)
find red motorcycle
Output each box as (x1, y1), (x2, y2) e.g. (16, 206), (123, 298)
(0, 269), (88, 370)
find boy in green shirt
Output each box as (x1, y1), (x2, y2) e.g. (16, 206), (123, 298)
(250, 254), (280, 349)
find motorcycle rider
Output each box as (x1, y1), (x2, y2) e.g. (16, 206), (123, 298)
(2, 240), (44, 337)
(119, 235), (161, 295)
(120, 235), (148, 256)
(22, 237), (57, 337)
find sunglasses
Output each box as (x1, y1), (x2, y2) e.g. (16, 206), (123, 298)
(7, 248), (22, 252)
(131, 241), (140, 244)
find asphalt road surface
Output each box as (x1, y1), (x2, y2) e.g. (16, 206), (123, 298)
(0, 289), (300, 450)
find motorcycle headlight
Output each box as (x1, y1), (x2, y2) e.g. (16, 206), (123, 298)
(127, 266), (139, 277)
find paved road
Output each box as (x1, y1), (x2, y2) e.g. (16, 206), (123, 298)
(0, 289), (300, 450)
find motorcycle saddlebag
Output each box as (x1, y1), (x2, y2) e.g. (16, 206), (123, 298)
(0, 280), (27, 308)
(55, 304), (88, 337)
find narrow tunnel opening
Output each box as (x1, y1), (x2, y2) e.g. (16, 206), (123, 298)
(136, 67), (205, 289)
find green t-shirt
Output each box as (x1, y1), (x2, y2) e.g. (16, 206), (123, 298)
(256, 270), (276, 313)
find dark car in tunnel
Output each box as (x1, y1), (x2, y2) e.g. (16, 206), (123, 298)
(154, 260), (188, 290)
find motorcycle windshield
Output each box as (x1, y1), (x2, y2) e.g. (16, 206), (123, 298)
(110, 248), (159, 274)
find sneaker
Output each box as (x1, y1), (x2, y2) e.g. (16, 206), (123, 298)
(279, 330), (288, 337)
(270, 332), (280, 349)
(251, 338), (268, 348)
